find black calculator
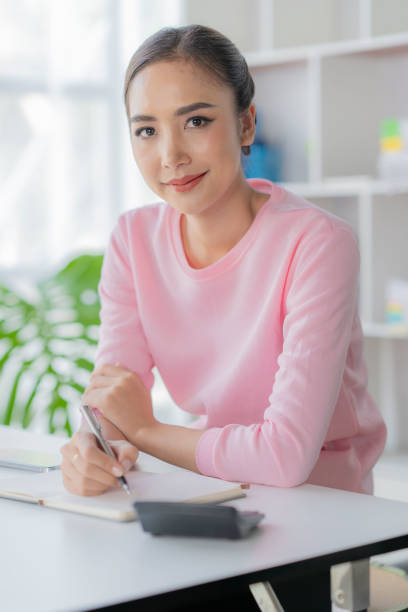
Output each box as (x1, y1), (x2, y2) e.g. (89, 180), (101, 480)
(133, 501), (265, 539)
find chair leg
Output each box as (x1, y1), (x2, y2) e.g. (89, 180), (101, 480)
(249, 581), (285, 611)
(330, 559), (370, 611)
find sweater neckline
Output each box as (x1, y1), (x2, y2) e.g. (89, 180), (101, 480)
(169, 178), (284, 280)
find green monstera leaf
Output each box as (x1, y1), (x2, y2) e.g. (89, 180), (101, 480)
(0, 254), (103, 436)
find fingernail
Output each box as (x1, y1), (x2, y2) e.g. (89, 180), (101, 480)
(122, 459), (132, 472)
(112, 466), (123, 477)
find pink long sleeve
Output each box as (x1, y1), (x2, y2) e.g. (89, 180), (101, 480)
(196, 225), (363, 488)
(94, 213), (155, 392)
(95, 178), (386, 494)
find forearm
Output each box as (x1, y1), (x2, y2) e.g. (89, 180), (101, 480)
(81, 365), (204, 469)
(134, 423), (205, 473)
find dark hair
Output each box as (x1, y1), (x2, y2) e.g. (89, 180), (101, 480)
(123, 24), (256, 156)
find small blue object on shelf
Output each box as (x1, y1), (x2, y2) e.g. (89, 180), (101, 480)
(241, 110), (282, 182)
(242, 143), (282, 183)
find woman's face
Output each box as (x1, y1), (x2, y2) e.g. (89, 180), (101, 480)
(126, 59), (254, 217)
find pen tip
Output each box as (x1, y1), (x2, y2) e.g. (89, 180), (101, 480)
(119, 475), (131, 495)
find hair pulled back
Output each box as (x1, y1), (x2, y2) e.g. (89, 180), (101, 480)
(123, 24), (256, 156)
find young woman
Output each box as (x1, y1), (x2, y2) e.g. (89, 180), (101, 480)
(61, 24), (386, 498)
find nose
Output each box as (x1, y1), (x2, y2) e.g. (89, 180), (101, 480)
(160, 129), (190, 169)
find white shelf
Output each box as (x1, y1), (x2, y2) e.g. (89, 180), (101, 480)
(280, 178), (408, 198)
(370, 180), (408, 195)
(362, 321), (408, 339)
(246, 27), (408, 183)
(245, 31), (408, 67)
(246, 3), (408, 451)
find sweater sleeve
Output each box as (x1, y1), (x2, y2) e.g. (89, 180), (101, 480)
(94, 214), (155, 391)
(195, 225), (360, 486)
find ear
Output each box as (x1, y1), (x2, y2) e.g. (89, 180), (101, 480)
(239, 103), (256, 147)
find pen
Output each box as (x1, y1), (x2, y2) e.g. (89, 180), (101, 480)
(79, 404), (131, 496)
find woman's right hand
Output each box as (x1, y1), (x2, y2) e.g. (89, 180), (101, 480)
(61, 431), (139, 496)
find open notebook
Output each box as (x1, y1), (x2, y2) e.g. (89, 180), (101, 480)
(0, 467), (247, 522)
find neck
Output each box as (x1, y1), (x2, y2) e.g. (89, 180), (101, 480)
(180, 176), (268, 269)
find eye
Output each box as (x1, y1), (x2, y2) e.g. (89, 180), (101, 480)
(134, 116), (213, 139)
(186, 116), (213, 128)
(134, 126), (155, 138)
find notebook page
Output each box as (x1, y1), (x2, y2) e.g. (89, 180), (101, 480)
(0, 468), (245, 520)
(47, 470), (244, 515)
(0, 469), (65, 500)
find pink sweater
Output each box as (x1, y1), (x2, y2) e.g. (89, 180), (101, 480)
(95, 178), (386, 494)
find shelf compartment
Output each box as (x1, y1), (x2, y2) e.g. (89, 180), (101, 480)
(306, 194), (360, 235)
(251, 60), (310, 182)
(371, 0), (408, 37)
(320, 45), (408, 180)
(245, 29), (408, 67)
(268, 0), (361, 49)
(371, 193), (408, 324)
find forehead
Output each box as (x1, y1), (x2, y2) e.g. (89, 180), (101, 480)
(127, 59), (234, 115)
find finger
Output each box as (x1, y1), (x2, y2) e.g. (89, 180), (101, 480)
(61, 440), (89, 468)
(63, 451), (118, 489)
(62, 465), (110, 496)
(62, 471), (79, 494)
(61, 440), (113, 485)
(60, 435), (116, 493)
(87, 375), (116, 388)
(109, 441), (139, 472)
(81, 389), (109, 411)
(75, 431), (124, 477)
(60, 440), (74, 458)
(61, 451), (100, 489)
(94, 363), (129, 377)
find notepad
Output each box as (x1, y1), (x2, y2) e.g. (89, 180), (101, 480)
(0, 468), (247, 522)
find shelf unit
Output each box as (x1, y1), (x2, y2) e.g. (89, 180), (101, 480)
(280, 177), (408, 452)
(245, 2), (408, 452)
(182, 0), (408, 451)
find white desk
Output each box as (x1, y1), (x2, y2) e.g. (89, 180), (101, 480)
(1, 425), (408, 612)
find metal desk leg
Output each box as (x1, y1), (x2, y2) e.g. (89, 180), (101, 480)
(249, 581), (285, 611)
(331, 559), (370, 612)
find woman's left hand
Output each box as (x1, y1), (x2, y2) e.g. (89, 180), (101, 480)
(82, 363), (156, 444)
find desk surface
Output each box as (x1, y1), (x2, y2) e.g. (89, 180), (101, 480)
(1, 425), (408, 612)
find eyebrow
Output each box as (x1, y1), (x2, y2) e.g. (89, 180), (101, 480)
(130, 102), (217, 123)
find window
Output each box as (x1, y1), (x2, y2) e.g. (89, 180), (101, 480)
(0, 0), (190, 432)
(0, 0), (185, 270)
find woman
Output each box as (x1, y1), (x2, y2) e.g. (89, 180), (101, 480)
(61, 24), (386, 499)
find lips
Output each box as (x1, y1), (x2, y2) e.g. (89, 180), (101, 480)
(166, 172), (207, 186)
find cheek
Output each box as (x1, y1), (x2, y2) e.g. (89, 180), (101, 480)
(132, 141), (156, 173)
(208, 121), (241, 159)
(186, 120), (235, 157)
(131, 139), (141, 164)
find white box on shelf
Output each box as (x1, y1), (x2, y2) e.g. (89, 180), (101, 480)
(386, 277), (408, 326)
